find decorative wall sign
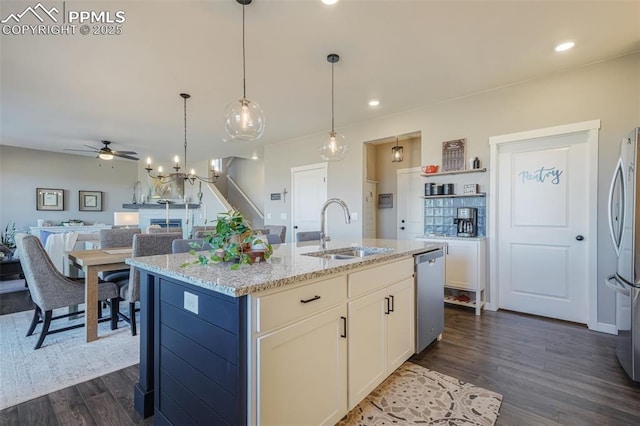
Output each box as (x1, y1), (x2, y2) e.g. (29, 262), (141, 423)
(463, 184), (478, 194)
(378, 193), (393, 208)
(36, 188), (64, 211)
(270, 193), (281, 201)
(79, 190), (103, 211)
(442, 138), (466, 172)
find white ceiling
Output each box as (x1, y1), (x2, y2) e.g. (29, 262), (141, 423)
(1, 0), (639, 167)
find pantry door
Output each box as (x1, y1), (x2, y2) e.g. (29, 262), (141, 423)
(489, 121), (599, 328)
(397, 167), (424, 240)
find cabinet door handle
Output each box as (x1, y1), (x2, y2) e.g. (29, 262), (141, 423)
(389, 295), (395, 312)
(384, 297), (390, 314)
(340, 316), (347, 338)
(300, 295), (321, 304)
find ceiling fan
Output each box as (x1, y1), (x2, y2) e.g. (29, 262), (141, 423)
(64, 140), (139, 161)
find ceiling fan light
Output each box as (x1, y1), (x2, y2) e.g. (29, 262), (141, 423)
(319, 131), (348, 161)
(224, 98), (266, 141)
(99, 152), (114, 160)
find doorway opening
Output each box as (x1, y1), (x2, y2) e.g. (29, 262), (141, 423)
(363, 131), (422, 239)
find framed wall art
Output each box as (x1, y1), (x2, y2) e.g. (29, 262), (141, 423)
(442, 138), (466, 172)
(36, 188), (64, 211)
(79, 190), (103, 211)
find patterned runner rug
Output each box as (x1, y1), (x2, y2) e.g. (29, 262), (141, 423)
(0, 306), (139, 410)
(338, 362), (502, 425)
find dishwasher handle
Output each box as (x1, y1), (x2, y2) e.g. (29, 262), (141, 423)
(415, 249), (444, 265)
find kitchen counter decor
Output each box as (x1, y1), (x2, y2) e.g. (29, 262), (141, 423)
(181, 210), (272, 270)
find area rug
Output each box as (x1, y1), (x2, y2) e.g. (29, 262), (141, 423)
(338, 362), (502, 425)
(0, 305), (139, 410)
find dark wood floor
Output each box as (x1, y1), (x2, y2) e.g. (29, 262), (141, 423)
(412, 307), (640, 425)
(2, 298), (640, 425)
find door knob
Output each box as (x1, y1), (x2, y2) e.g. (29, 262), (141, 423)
(400, 226), (405, 230)
(576, 235), (584, 241)
(401, 219), (405, 223)
(294, 225), (298, 229)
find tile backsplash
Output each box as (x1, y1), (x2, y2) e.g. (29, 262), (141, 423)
(423, 196), (486, 237)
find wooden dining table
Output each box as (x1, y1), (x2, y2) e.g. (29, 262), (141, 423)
(65, 247), (132, 342)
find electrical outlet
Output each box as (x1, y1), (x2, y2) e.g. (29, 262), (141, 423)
(351, 212), (359, 221)
(184, 291), (199, 315)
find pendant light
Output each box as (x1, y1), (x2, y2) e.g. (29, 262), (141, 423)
(319, 53), (348, 161)
(224, 0), (265, 141)
(391, 136), (403, 162)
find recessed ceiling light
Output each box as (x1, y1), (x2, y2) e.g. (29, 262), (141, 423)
(322, 0), (339, 4)
(368, 99), (380, 107)
(555, 41), (575, 52)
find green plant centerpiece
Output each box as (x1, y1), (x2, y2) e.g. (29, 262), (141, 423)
(1, 221), (17, 249)
(182, 210), (273, 270)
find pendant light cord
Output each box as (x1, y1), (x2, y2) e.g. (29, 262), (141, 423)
(184, 95), (188, 171)
(242, 4), (247, 100)
(331, 61), (335, 132)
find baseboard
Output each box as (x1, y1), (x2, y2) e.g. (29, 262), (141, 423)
(592, 322), (618, 335)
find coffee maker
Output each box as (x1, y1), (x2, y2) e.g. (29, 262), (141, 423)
(455, 207), (477, 237)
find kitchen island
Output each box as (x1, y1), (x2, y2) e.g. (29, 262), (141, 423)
(127, 238), (442, 425)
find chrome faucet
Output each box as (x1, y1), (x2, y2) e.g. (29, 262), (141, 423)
(320, 198), (351, 249)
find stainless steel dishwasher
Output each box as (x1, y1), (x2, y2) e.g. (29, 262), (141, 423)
(415, 248), (445, 354)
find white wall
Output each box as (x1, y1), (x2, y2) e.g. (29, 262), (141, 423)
(264, 52), (640, 327)
(0, 146), (138, 232)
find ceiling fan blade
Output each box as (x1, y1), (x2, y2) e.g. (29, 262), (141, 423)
(113, 153), (139, 161)
(64, 148), (98, 153)
(113, 150), (138, 155)
(83, 144), (100, 150)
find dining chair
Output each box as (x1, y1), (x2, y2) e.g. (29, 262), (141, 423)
(148, 227), (183, 235)
(171, 238), (214, 254)
(296, 231), (321, 242)
(110, 233), (181, 336)
(99, 228), (141, 282)
(15, 235), (120, 349)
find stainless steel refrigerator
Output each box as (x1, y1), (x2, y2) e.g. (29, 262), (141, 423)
(607, 127), (640, 382)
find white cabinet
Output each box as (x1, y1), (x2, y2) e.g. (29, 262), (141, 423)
(417, 238), (486, 315)
(347, 277), (415, 409)
(257, 304), (347, 426)
(251, 258), (416, 424)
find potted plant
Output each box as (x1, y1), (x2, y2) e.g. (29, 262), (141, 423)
(182, 210), (273, 270)
(1, 221), (17, 249)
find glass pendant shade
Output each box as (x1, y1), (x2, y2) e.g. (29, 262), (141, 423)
(224, 97), (265, 141)
(319, 131), (348, 161)
(391, 144), (403, 162)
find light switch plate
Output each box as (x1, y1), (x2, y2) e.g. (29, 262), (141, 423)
(184, 291), (199, 315)
(280, 213), (287, 220)
(351, 212), (359, 221)
(266, 213), (272, 220)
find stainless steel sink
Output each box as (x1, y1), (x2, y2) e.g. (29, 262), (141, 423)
(303, 246), (395, 260)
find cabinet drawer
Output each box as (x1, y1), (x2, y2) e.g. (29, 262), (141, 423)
(256, 275), (347, 332)
(348, 258), (414, 298)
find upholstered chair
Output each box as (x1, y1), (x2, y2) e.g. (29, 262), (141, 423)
(296, 231), (321, 242)
(171, 238), (214, 254)
(99, 228), (141, 282)
(111, 233), (181, 336)
(265, 234), (281, 245)
(15, 235), (120, 349)
(147, 227), (183, 235)
(264, 225), (286, 243)
(192, 226), (216, 239)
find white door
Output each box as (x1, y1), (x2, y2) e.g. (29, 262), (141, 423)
(291, 163), (327, 238)
(397, 167), (423, 240)
(497, 132), (590, 323)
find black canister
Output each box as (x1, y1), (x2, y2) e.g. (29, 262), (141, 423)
(434, 184), (444, 195)
(443, 183), (454, 195)
(424, 183), (435, 196)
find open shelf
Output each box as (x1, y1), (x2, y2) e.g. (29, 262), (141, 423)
(420, 193), (486, 199)
(444, 295), (485, 309)
(421, 167), (486, 177)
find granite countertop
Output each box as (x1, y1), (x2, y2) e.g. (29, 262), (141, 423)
(126, 238), (443, 297)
